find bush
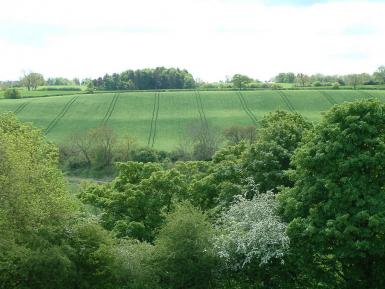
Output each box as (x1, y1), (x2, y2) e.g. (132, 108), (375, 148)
(313, 81), (322, 87)
(271, 83), (283, 90)
(4, 88), (21, 99)
(154, 202), (216, 289)
(332, 82), (340, 89)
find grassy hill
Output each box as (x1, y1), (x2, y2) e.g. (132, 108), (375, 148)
(0, 89), (384, 150)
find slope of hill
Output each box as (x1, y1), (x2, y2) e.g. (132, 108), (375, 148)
(0, 90), (383, 150)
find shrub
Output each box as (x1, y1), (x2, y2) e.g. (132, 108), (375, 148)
(332, 82), (340, 89)
(271, 83), (283, 90)
(4, 88), (21, 99)
(313, 81), (322, 87)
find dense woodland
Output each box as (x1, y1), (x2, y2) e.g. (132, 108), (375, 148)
(1, 98), (385, 288)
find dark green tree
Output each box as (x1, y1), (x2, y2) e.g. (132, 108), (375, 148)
(242, 110), (312, 193)
(154, 202), (216, 289)
(280, 99), (385, 289)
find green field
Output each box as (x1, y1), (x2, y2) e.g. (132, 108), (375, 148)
(0, 90), (384, 150)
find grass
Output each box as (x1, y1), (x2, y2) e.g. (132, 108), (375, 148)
(0, 89), (384, 151)
(0, 86), (86, 99)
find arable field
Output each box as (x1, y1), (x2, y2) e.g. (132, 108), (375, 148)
(0, 89), (384, 150)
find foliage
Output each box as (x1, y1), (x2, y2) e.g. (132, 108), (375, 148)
(79, 161), (189, 241)
(242, 110), (312, 193)
(92, 67), (195, 90)
(20, 72), (44, 91)
(154, 202), (216, 289)
(214, 192), (289, 270)
(4, 88), (21, 99)
(223, 125), (256, 145)
(231, 74), (253, 90)
(279, 99), (385, 288)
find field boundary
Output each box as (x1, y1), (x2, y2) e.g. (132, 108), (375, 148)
(148, 92), (160, 147)
(320, 91), (337, 105)
(14, 102), (29, 114)
(236, 91), (258, 125)
(101, 93), (119, 126)
(44, 95), (80, 134)
(278, 91), (296, 113)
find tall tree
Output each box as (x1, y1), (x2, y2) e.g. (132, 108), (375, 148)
(280, 99), (385, 289)
(231, 74), (253, 90)
(20, 72), (44, 90)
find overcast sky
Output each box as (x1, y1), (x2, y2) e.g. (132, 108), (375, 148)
(1, 0), (384, 82)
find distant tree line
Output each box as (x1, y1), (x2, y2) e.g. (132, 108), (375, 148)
(89, 67), (196, 90)
(273, 66), (385, 88)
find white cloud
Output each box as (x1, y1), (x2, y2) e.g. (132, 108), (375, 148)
(0, 0), (384, 81)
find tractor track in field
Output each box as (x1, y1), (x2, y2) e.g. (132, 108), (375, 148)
(236, 90), (258, 125)
(320, 91), (337, 106)
(360, 90), (375, 99)
(277, 91), (296, 113)
(148, 91), (160, 147)
(44, 95), (79, 134)
(101, 93), (119, 126)
(194, 90), (209, 131)
(14, 102), (29, 114)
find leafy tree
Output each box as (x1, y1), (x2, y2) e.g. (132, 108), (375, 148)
(279, 99), (385, 289)
(214, 192), (289, 288)
(0, 113), (75, 288)
(215, 192), (289, 270)
(274, 72), (295, 83)
(3, 88), (21, 99)
(154, 202), (216, 289)
(344, 74), (364, 89)
(80, 162), (188, 241)
(295, 73), (310, 87)
(232, 74), (253, 90)
(68, 220), (123, 289)
(242, 110), (312, 193)
(373, 65), (385, 84)
(20, 72), (44, 90)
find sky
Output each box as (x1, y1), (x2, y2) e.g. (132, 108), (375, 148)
(0, 0), (385, 82)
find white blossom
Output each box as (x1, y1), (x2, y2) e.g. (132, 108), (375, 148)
(214, 192), (289, 270)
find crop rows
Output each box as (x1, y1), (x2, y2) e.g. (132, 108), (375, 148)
(44, 95), (80, 134)
(236, 90), (258, 125)
(277, 91), (296, 112)
(320, 91), (337, 106)
(14, 102), (29, 114)
(194, 90), (209, 131)
(148, 91), (160, 147)
(101, 93), (119, 126)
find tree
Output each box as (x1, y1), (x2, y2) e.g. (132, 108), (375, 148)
(186, 122), (223, 161)
(344, 74), (363, 89)
(154, 202), (216, 289)
(242, 110), (312, 193)
(373, 65), (385, 84)
(0, 113), (75, 288)
(4, 88), (21, 99)
(20, 72), (44, 90)
(279, 99), (385, 289)
(295, 73), (310, 87)
(89, 126), (117, 168)
(231, 74), (253, 90)
(223, 125), (256, 145)
(215, 192), (289, 270)
(274, 72), (295, 83)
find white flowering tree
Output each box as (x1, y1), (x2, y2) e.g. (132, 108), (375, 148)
(214, 192), (289, 270)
